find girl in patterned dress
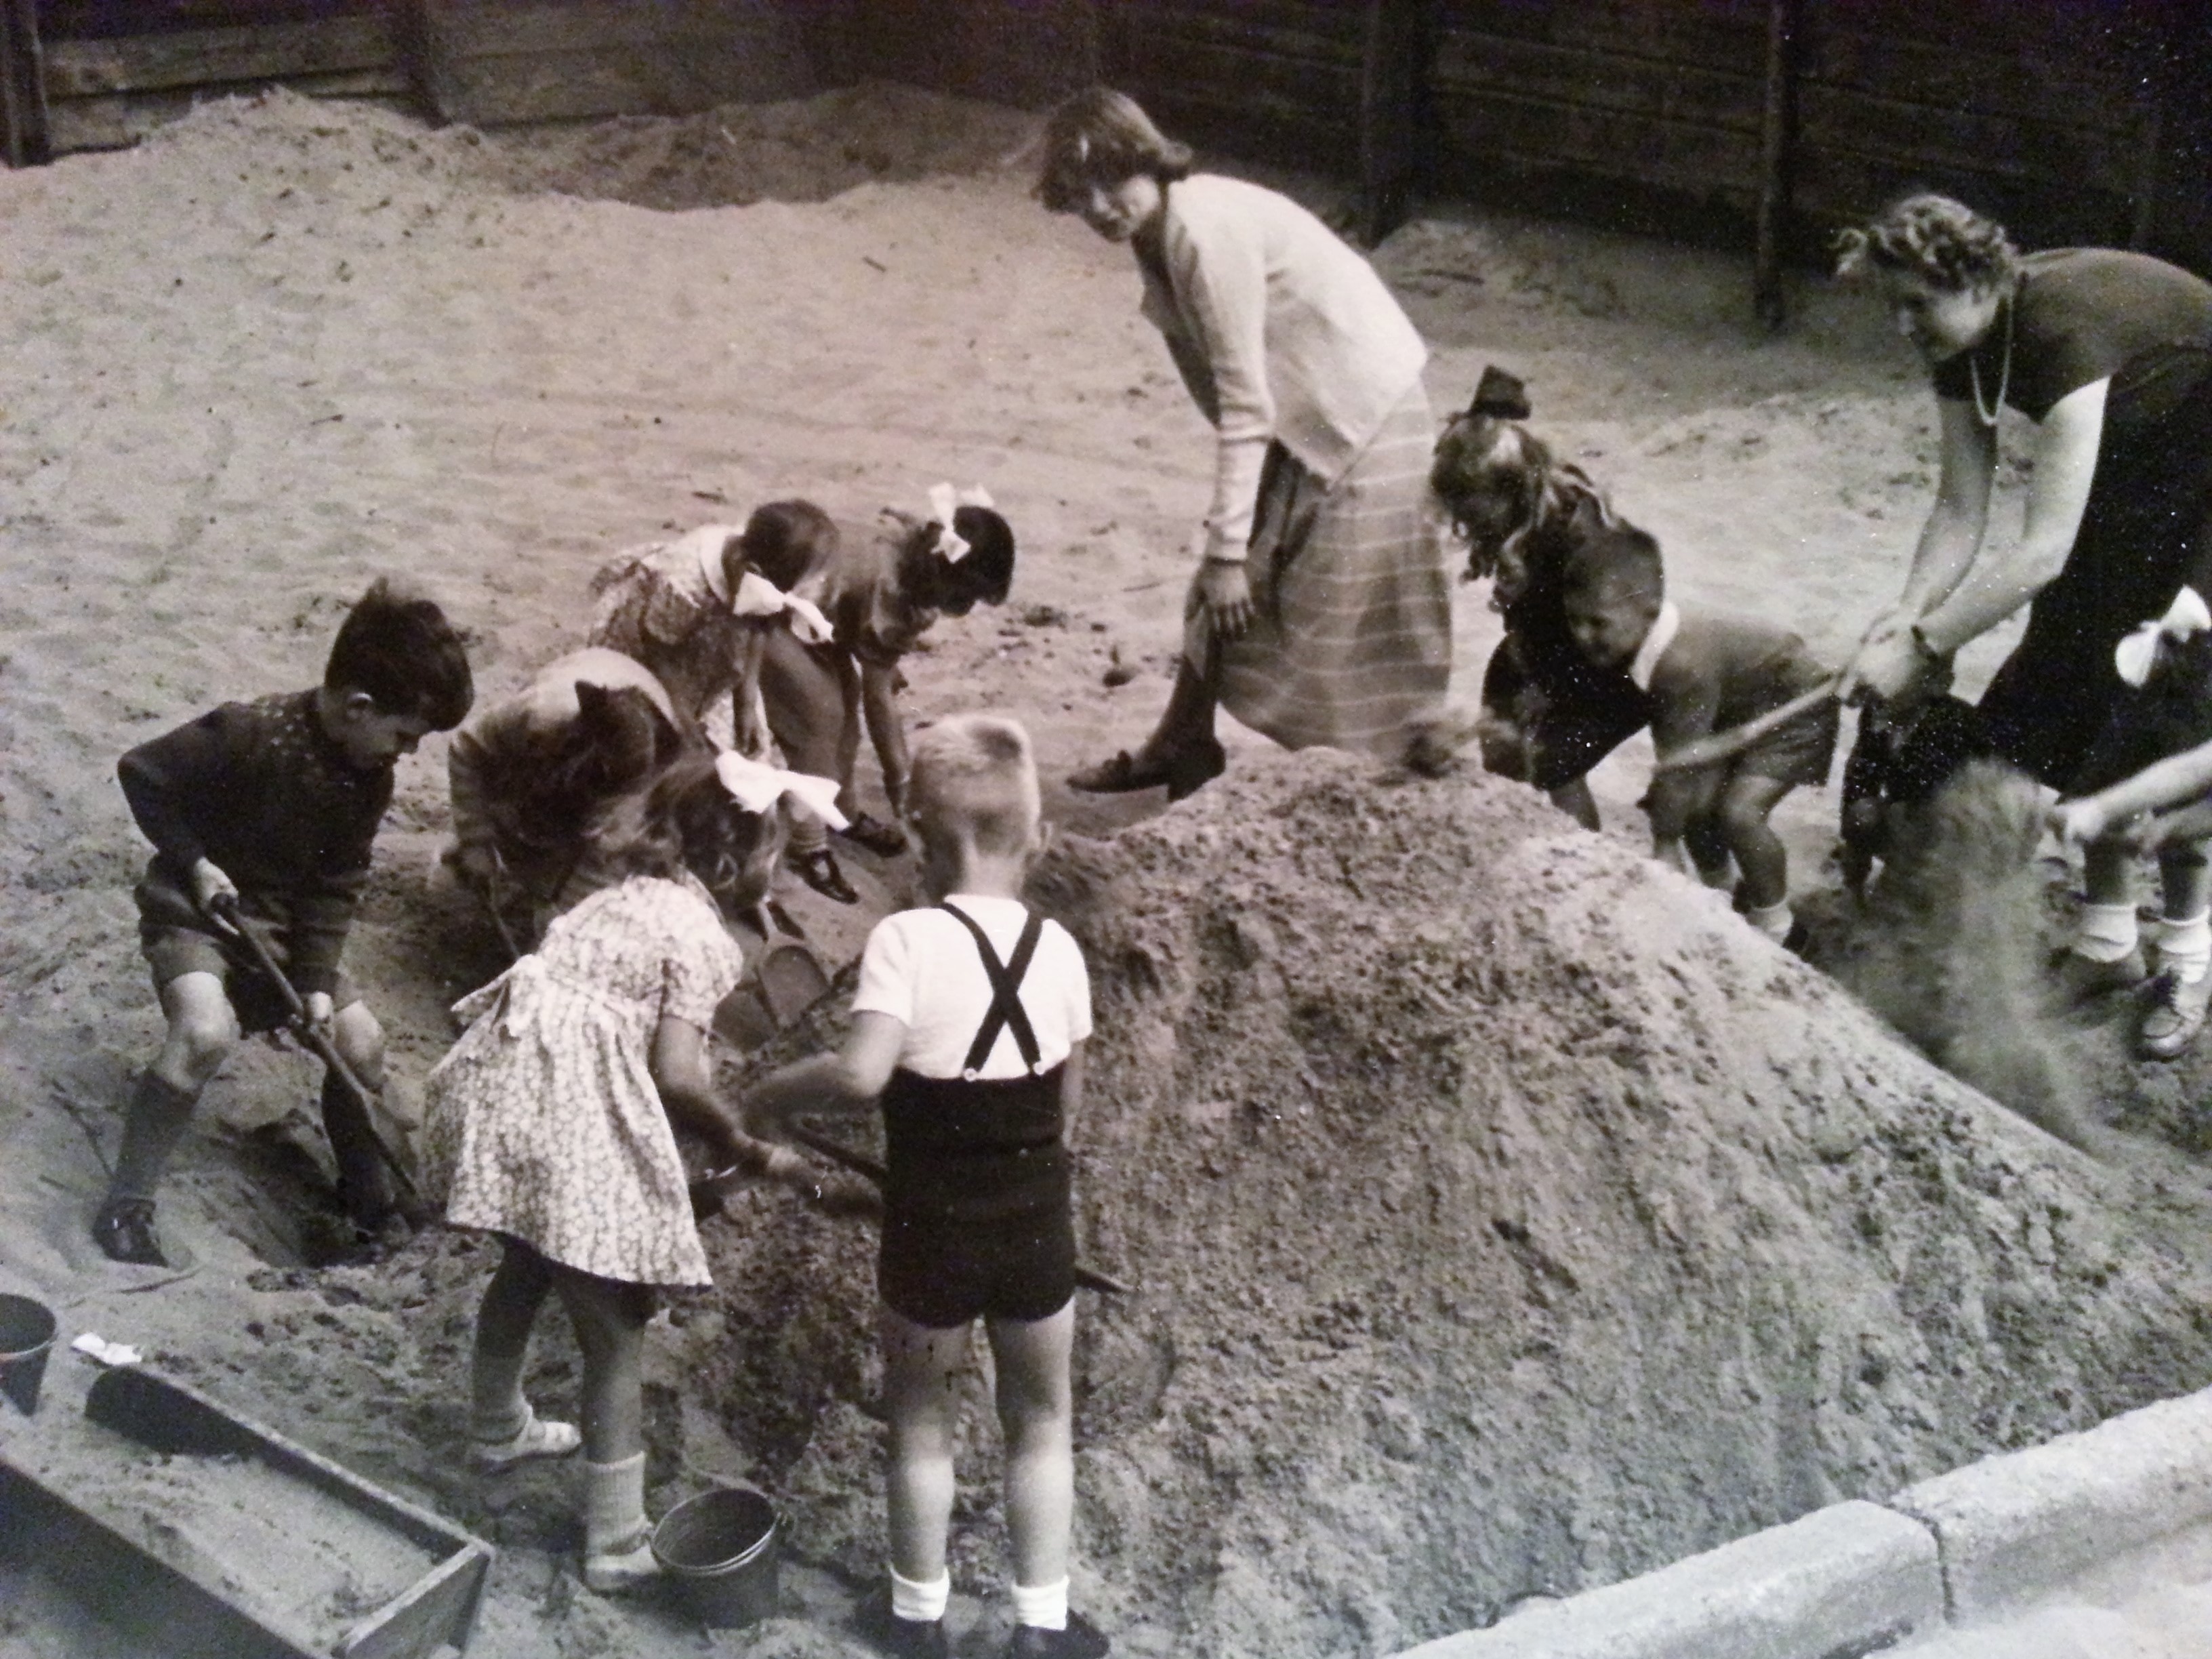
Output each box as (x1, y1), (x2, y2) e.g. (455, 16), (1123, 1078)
(423, 752), (819, 1591)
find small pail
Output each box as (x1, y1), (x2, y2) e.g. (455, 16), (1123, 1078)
(0, 1294), (58, 1416)
(652, 1486), (779, 1627)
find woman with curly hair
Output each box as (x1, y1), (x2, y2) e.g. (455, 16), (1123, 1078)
(1839, 192), (2212, 1057)
(1040, 87), (1452, 801)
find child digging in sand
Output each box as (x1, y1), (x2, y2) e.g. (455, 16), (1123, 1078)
(1561, 525), (1837, 949)
(96, 579), (473, 1267)
(754, 488), (1017, 905)
(1425, 367), (1655, 830)
(745, 715), (1106, 1659)
(422, 752), (830, 1591)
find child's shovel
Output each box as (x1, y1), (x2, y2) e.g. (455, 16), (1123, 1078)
(207, 894), (424, 1215)
(1650, 674), (1844, 775)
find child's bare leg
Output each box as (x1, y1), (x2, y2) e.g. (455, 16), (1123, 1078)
(322, 1000), (393, 1225)
(1548, 776), (1599, 833)
(1717, 773), (1797, 940)
(881, 1305), (968, 1593)
(1682, 817), (1735, 888)
(988, 1301), (1076, 1607)
(2069, 837), (2143, 962)
(110, 971), (236, 1202)
(472, 1237), (554, 1429)
(2142, 838), (2212, 1059)
(553, 1265), (655, 1586)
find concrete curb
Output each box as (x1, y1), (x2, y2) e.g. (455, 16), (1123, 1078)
(1392, 1385), (2212, 1658)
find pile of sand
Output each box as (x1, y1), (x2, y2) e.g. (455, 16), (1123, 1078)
(693, 750), (2212, 1656)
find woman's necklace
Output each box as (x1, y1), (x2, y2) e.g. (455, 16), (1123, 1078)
(1970, 295), (2014, 429)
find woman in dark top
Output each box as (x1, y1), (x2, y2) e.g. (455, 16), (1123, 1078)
(1840, 193), (2212, 1058)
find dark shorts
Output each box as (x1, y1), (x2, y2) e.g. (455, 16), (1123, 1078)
(136, 867), (359, 1033)
(1730, 695), (1841, 793)
(878, 1202), (1076, 1330)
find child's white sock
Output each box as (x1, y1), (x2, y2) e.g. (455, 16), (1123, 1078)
(585, 1452), (649, 1554)
(1011, 1576), (1070, 1631)
(2073, 901), (2140, 963)
(1746, 899), (1794, 943)
(890, 1565), (949, 1624)
(2158, 909), (2212, 983)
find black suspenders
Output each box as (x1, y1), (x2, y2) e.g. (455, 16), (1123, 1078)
(937, 901), (1047, 1080)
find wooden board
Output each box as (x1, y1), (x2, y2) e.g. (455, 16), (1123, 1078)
(43, 14), (396, 98)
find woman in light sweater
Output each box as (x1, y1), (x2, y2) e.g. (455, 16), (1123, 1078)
(1041, 88), (1452, 800)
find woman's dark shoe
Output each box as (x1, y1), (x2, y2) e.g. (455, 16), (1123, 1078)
(1163, 738), (1227, 802)
(1068, 739), (1225, 800)
(93, 1197), (169, 1267)
(788, 848), (859, 905)
(840, 811), (908, 857)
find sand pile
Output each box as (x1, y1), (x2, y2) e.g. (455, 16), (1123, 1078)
(692, 749), (2212, 1656)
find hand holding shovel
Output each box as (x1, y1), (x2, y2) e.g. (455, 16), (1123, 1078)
(206, 893), (424, 1214)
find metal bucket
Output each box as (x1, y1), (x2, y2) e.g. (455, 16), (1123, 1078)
(651, 1486), (779, 1627)
(0, 1294), (57, 1416)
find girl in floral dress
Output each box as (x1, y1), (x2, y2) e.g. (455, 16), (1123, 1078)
(422, 752), (821, 1591)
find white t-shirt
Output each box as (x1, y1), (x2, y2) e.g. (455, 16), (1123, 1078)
(851, 895), (1092, 1081)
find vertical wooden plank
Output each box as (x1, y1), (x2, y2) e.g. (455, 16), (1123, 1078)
(1357, 0), (1424, 247)
(1, 0), (53, 167)
(387, 0), (447, 125)
(1753, 0), (1801, 328)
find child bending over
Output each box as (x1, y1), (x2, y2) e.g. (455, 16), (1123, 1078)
(758, 489), (1016, 906)
(423, 753), (827, 1591)
(589, 503), (840, 754)
(1426, 369), (1654, 830)
(746, 715), (1105, 1659)
(98, 579), (473, 1266)
(1561, 527), (1837, 949)
(445, 647), (685, 950)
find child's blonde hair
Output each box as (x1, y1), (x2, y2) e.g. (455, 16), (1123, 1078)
(1430, 411), (1623, 584)
(909, 715), (1040, 856)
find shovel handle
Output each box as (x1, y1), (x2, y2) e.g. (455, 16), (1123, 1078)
(207, 895), (424, 1212)
(1650, 675), (1843, 775)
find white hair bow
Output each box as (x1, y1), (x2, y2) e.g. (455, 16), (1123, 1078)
(731, 571), (834, 645)
(714, 750), (848, 830)
(926, 482), (997, 563)
(2116, 586), (2212, 688)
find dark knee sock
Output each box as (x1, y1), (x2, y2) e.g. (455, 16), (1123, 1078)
(319, 1069), (394, 1223)
(1149, 658), (1218, 755)
(107, 1071), (203, 1204)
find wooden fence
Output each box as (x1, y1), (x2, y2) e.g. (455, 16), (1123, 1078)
(5, 1), (2208, 289)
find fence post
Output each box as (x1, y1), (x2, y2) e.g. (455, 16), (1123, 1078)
(1, 0), (52, 168)
(1753, 0), (1802, 329)
(1357, 0), (1426, 247)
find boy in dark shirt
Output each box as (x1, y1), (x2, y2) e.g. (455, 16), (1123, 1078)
(98, 579), (474, 1266)
(1561, 529), (1837, 950)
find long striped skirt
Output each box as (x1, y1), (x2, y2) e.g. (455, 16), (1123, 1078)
(1184, 382), (1452, 756)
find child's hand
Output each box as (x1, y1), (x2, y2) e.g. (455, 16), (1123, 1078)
(190, 857), (240, 922)
(304, 991), (335, 1031)
(2048, 797), (2114, 846)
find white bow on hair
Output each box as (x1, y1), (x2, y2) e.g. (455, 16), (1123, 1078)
(730, 571), (834, 644)
(714, 750), (849, 830)
(926, 482), (996, 563)
(2115, 585), (2212, 688)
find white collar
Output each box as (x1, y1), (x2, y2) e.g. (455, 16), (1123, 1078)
(675, 523), (744, 605)
(1629, 600), (1680, 691)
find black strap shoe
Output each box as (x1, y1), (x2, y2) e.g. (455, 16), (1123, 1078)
(840, 811), (909, 858)
(93, 1197), (170, 1267)
(789, 847), (859, 905)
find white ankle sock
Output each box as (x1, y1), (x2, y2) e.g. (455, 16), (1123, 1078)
(1012, 1576), (1070, 1631)
(585, 1453), (648, 1554)
(2074, 901), (2140, 963)
(890, 1565), (949, 1623)
(1746, 899), (1794, 943)
(2158, 909), (2212, 983)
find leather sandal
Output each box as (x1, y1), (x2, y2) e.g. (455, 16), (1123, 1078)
(93, 1197), (170, 1267)
(788, 847), (859, 905)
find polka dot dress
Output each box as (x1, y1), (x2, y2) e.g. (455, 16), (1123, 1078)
(423, 874), (743, 1286)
